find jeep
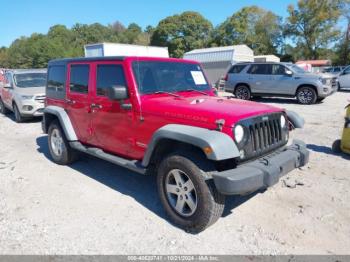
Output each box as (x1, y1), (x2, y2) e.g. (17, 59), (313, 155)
(42, 56), (309, 232)
(0, 69), (47, 122)
(225, 62), (337, 104)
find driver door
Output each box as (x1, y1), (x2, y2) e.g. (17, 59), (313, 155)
(339, 67), (350, 89)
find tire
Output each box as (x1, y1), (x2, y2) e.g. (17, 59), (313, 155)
(0, 98), (9, 115)
(234, 85), (251, 100)
(338, 82), (342, 91)
(296, 87), (317, 104)
(157, 152), (225, 233)
(332, 139), (342, 153)
(13, 103), (24, 123)
(48, 119), (78, 165)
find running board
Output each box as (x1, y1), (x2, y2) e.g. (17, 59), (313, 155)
(69, 141), (147, 175)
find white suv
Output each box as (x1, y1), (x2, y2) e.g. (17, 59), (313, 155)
(338, 66), (350, 90)
(0, 69), (47, 122)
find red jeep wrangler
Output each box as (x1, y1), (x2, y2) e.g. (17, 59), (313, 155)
(42, 56), (309, 232)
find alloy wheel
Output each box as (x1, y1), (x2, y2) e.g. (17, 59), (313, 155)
(50, 128), (64, 157)
(298, 89), (314, 104)
(165, 169), (198, 217)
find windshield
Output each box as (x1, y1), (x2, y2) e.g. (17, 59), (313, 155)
(132, 61), (210, 94)
(288, 64), (307, 74)
(14, 73), (47, 88)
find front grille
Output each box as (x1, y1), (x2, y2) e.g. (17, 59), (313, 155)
(237, 113), (288, 162)
(35, 95), (46, 103)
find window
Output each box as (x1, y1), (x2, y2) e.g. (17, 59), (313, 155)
(271, 64), (286, 75)
(247, 64), (270, 75)
(47, 66), (65, 92)
(96, 64), (126, 96)
(69, 64), (89, 94)
(132, 61), (210, 94)
(14, 73), (47, 88)
(343, 66), (350, 74)
(228, 64), (247, 74)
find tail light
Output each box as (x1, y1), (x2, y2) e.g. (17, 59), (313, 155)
(224, 74), (228, 81)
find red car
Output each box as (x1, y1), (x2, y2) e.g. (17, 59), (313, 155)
(42, 56), (309, 232)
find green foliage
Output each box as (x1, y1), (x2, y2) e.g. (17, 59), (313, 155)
(151, 11), (213, 57)
(1, 2), (350, 68)
(284, 0), (343, 60)
(211, 6), (283, 55)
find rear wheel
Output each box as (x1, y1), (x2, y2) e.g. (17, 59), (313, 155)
(13, 103), (24, 123)
(234, 85), (251, 100)
(0, 98), (9, 115)
(48, 120), (78, 165)
(296, 87), (317, 104)
(157, 152), (225, 233)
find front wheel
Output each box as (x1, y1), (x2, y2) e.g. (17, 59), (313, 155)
(234, 85), (251, 100)
(13, 103), (24, 123)
(296, 87), (317, 104)
(48, 120), (78, 165)
(157, 153), (225, 233)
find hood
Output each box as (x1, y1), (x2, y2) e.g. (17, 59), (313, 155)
(15, 86), (45, 96)
(294, 72), (334, 79)
(141, 94), (282, 127)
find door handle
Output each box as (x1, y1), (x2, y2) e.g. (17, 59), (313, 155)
(90, 103), (102, 109)
(65, 99), (76, 105)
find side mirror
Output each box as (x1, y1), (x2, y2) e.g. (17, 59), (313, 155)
(107, 85), (128, 100)
(285, 70), (293, 76)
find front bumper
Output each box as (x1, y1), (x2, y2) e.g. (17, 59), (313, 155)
(212, 140), (310, 195)
(318, 84), (337, 97)
(17, 99), (44, 117)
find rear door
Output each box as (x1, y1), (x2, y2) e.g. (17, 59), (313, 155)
(66, 63), (93, 143)
(246, 64), (272, 93)
(89, 61), (133, 156)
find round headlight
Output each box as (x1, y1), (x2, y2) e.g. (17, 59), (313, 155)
(234, 125), (244, 143)
(280, 115), (287, 128)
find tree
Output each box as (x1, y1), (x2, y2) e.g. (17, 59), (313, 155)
(285, 0), (342, 60)
(0, 47), (9, 68)
(334, 0), (350, 65)
(151, 11), (213, 57)
(212, 6), (283, 55)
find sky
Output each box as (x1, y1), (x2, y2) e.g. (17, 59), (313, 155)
(0, 0), (298, 47)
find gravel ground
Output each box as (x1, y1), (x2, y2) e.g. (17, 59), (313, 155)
(1, 91), (350, 255)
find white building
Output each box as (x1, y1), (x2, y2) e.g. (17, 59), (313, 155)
(254, 55), (280, 63)
(183, 45), (254, 86)
(84, 43), (169, 58)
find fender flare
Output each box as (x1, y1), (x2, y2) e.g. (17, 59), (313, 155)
(142, 124), (240, 166)
(43, 106), (78, 141)
(286, 110), (304, 128)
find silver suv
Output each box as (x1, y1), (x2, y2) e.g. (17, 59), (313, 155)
(0, 69), (47, 122)
(225, 62), (337, 104)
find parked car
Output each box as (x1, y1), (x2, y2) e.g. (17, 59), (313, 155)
(42, 56), (309, 232)
(0, 69), (47, 122)
(322, 66), (345, 75)
(337, 65), (350, 90)
(225, 62), (337, 104)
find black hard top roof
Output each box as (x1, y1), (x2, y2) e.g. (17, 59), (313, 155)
(48, 56), (125, 66)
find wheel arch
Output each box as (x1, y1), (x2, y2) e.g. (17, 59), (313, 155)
(43, 106), (77, 141)
(296, 84), (318, 96)
(234, 82), (251, 91)
(142, 124), (240, 167)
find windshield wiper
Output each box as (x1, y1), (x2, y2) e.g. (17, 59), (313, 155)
(184, 88), (209, 96)
(154, 91), (180, 97)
